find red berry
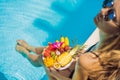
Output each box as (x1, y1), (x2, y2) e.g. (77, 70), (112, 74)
(48, 46), (53, 50)
(64, 46), (70, 51)
(44, 52), (50, 57)
(44, 49), (51, 57)
(45, 49), (51, 53)
(58, 47), (64, 53)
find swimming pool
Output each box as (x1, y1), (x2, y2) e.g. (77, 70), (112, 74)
(0, 0), (103, 80)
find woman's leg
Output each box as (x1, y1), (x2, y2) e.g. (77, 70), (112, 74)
(16, 44), (72, 80)
(16, 40), (45, 55)
(17, 40), (36, 52)
(16, 45), (43, 67)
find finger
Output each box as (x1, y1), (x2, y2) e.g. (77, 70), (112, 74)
(49, 67), (57, 72)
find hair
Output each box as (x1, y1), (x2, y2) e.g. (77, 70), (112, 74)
(88, 0), (120, 79)
(98, 31), (120, 52)
(89, 31), (120, 80)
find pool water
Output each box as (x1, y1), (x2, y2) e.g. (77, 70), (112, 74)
(0, 0), (103, 80)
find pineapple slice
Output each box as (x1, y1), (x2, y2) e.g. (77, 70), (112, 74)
(57, 52), (72, 67)
(54, 45), (80, 69)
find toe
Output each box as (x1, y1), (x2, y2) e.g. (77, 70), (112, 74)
(16, 40), (23, 45)
(16, 44), (30, 56)
(16, 44), (26, 52)
(16, 44), (22, 51)
(17, 40), (27, 46)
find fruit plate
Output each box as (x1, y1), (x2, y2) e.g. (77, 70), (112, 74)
(42, 52), (73, 69)
(42, 45), (80, 70)
(42, 36), (80, 70)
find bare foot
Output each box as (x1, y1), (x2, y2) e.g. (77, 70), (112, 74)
(16, 44), (29, 56)
(17, 40), (30, 50)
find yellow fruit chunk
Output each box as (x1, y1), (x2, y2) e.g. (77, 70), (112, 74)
(60, 36), (65, 42)
(61, 43), (65, 48)
(56, 40), (59, 42)
(64, 37), (69, 46)
(60, 36), (65, 48)
(57, 52), (72, 67)
(69, 45), (80, 56)
(54, 63), (61, 69)
(43, 57), (55, 67)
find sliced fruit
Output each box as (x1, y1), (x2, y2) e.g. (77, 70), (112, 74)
(44, 49), (51, 57)
(50, 51), (56, 59)
(57, 52), (72, 67)
(69, 45), (80, 56)
(64, 45), (70, 51)
(44, 52), (50, 57)
(56, 40), (59, 42)
(54, 63), (61, 69)
(43, 57), (55, 67)
(64, 37), (69, 46)
(60, 36), (65, 42)
(58, 47), (64, 53)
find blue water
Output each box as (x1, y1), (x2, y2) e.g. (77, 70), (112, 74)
(0, 0), (103, 80)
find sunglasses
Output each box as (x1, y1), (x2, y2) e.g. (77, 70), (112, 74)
(102, 0), (113, 8)
(102, 0), (116, 21)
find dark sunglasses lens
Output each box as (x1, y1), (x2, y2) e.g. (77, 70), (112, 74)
(103, 1), (113, 8)
(108, 10), (115, 20)
(104, 9), (115, 21)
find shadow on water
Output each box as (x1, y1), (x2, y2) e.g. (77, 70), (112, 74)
(33, 18), (58, 44)
(0, 72), (7, 80)
(33, 18), (54, 32)
(51, 1), (71, 15)
(41, 74), (48, 80)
